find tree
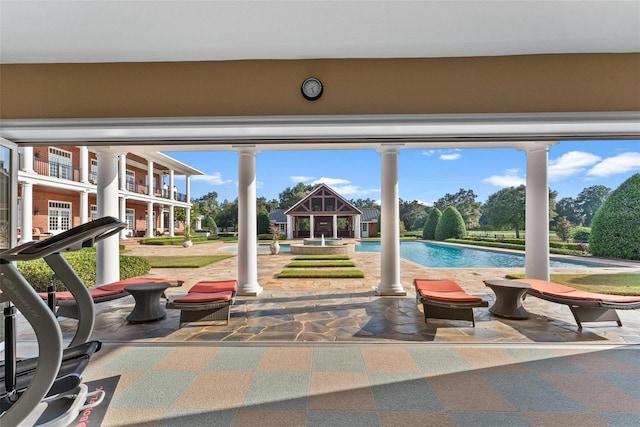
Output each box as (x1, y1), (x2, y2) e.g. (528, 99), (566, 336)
(590, 174), (640, 260)
(278, 183), (317, 209)
(350, 198), (380, 209)
(576, 185), (610, 227)
(399, 199), (429, 231)
(422, 208), (441, 240)
(482, 185), (526, 238)
(433, 188), (482, 229)
(555, 216), (572, 242)
(257, 208), (270, 235)
(215, 198), (238, 230)
(434, 206), (466, 240)
(555, 197), (583, 226)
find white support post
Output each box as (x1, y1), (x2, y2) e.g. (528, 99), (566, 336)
(310, 215), (315, 238)
(147, 159), (154, 196)
(79, 190), (88, 224)
(354, 215), (361, 239)
(236, 148), (262, 295)
(119, 196), (127, 239)
(96, 150), (120, 285)
(20, 182), (33, 242)
(146, 201), (154, 238)
(80, 146), (89, 183)
(287, 215), (293, 240)
(119, 154), (127, 191)
(519, 142), (556, 281)
(376, 146), (406, 296)
(333, 215), (338, 239)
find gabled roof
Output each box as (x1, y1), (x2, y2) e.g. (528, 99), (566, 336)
(269, 209), (287, 223)
(361, 208), (380, 223)
(284, 184), (363, 216)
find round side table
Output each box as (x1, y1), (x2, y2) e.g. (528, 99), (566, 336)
(124, 283), (170, 323)
(483, 279), (531, 320)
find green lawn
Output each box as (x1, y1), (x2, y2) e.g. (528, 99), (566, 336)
(506, 273), (640, 296)
(293, 255), (351, 260)
(277, 269), (365, 278)
(145, 255), (234, 268)
(286, 261), (356, 268)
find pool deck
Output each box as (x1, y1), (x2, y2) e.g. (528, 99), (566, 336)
(8, 240), (640, 426)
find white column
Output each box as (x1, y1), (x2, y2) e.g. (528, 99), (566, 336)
(287, 215), (293, 239)
(147, 159), (154, 195)
(236, 148), (262, 295)
(169, 205), (175, 237)
(80, 146), (89, 183)
(333, 215), (338, 239)
(119, 154), (127, 190)
(20, 182), (33, 242)
(96, 150), (120, 285)
(310, 215), (315, 238)
(169, 170), (175, 200)
(79, 190), (88, 224)
(185, 174), (191, 228)
(146, 201), (154, 237)
(521, 143), (555, 280)
(354, 215), (361, 239)
(22, 147), (34, 172)
(377, 146), (406, 295)
(119, 196), (128, 239)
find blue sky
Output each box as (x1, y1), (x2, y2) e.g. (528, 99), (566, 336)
(165, 139), (640, 206)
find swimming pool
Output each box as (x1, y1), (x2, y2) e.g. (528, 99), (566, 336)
(355, 240), (612, 268)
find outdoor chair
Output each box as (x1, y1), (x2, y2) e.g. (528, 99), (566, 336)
(414, 279), (489, 327)
(513, 278), (640, 329)
(166, 280), (237, 328)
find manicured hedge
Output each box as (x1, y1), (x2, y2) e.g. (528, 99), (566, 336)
(435, 206), (466, 240)
(590, 173), (640, 260)
(422, 208), (441, 240)
(17, 250), (151, 292)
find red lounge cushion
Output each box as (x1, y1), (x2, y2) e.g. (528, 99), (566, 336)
(172, 290), (233, 303)
(418, 289), (484, 303)
(514, 279), (577, 294)
(414, 279), (464, 293)
(42, 288), (123, 301)
(190, 280), (237, 293)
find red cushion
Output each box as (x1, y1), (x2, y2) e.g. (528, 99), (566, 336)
(418, 289), (484, 302)
(514, 279), (576, 294)
(41, 288), (123, 301)
(172, 290), (233, 303)
(414, 279), (464, 293)
(190, 280), (237, 293)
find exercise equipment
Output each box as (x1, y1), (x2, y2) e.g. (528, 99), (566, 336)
(1, 216), (126, 426)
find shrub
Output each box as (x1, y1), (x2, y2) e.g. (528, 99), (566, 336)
(422, 208), (442, 240)
(435, 206), (466, 241)
(17, 250), (151, 292)
(572, 227), (591, 243)
(590, 173), (640, 260)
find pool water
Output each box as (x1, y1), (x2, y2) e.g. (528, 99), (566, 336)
(355, 241), (611, 268)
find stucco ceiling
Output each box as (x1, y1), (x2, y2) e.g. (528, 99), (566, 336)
(1, 1), (639, 64)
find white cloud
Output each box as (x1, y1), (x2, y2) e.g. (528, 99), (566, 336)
(548, 151), (601, 180)
(191, 172), (232, 185)
(439, 153), (461, 161)
(290, 175), (314, 183)
(483, 169), (525, 187)
(421, 150), (436, 156)
(587, 152), (640, 177)
(311, 177), (351, 186)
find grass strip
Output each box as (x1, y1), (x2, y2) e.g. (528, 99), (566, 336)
(286, 261), (356, 268)
(145, 255), (234, 268)
(277, 269), (365, 278)
(293, 255), (351, 260)
(505, 273), (640, 296)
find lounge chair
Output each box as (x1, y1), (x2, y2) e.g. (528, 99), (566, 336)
(513, 278), (640, 329)
(166, 280), (237, 328)
(40, 277), (184, 319)
(413, 279), (489, 327)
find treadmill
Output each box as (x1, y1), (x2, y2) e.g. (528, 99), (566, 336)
(1, 216), (126, 426)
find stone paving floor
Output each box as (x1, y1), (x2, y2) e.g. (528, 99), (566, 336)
(22, 239), (639, 346)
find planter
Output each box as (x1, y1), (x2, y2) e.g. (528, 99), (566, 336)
(269, 241), (280, 254)
(182, 240), (193, 248)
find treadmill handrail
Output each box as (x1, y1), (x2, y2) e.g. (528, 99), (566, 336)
(1, 216), (126, 261)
